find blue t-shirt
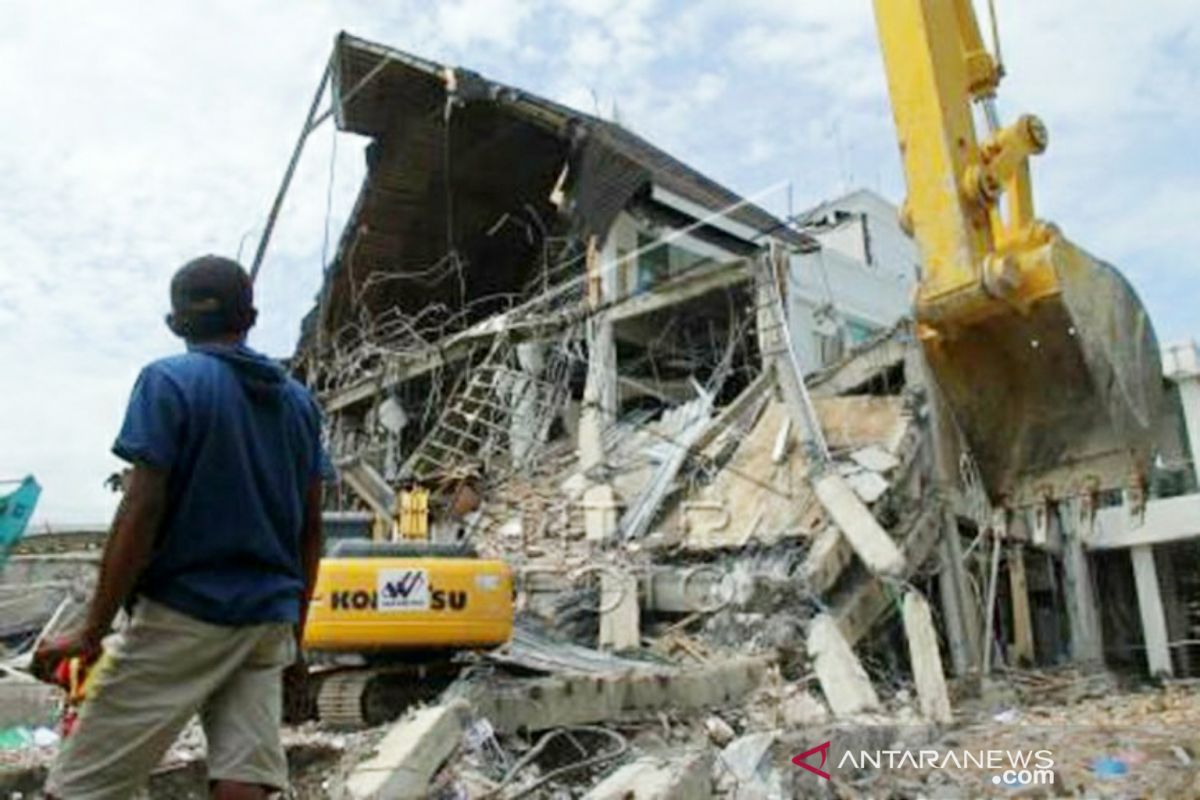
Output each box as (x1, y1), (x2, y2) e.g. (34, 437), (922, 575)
(114, 342), (332, 625)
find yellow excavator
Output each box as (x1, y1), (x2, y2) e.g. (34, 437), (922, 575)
(296, 483), (513, 728)
(872, 0), (1161, 506)
(300, 539), (513, 727)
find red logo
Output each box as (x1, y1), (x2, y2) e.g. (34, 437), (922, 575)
(792, 741), (832, 780)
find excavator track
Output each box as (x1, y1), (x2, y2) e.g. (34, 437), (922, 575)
(315, 671), (374, 729)
(314, 663), (462, 729)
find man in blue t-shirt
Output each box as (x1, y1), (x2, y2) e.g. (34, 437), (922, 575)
(43, 256), (331, 800)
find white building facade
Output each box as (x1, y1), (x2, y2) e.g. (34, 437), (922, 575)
(789, 189), (917, 372)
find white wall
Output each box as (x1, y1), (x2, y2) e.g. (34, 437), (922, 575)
(788, 189), (917, 373)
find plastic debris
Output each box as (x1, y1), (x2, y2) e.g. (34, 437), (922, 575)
(31, 726), (59, 747)
(0, 727), (33, 750)
(992, 708), (1020, 724)
(1091, 756), (1129, 779)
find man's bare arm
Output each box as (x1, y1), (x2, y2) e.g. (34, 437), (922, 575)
(81, 465), (169, 647)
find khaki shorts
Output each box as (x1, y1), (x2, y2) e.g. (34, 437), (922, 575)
(46, 598), (295, 800)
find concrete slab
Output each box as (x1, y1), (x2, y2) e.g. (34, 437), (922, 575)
(470, 657), (770, 735)
(843, 469), (890, 504)
(814, 472), (904, 577)
(850, 445), (900, 473)
(344, 699), (470, 800)
(807, 614), (880, 716)
(717, 731), (786, 797)
(584, 749), (713, 799)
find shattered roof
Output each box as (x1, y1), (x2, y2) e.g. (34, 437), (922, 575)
(331, 33), (811, 249)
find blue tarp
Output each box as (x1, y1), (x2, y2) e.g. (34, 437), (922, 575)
(0, 476), (40, 563)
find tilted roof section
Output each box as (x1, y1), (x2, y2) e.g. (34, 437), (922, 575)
(331, 32), (812, 249)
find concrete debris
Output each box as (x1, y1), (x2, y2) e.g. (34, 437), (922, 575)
(466, 656), (771, 736)
(673, 401), (812, 552)
(778, 687), (830, 728)
(807, 614), (881, 716)
(814, 395), (909, 453)
(599, 568), (640, 650)
(814, 472), (905, 576)
(584, 749), (713, 800)
(704, 715), (736, 747)
(488, 621), (664, 674)
(902, 591), (953, 724)
(343, 700), (471, 800)
(583, 484), (620, 542)
(716, 731), (786, 799)
(849, 444), (900, 473)
(620, 390), (714, 541)
(841, 466), (890, 504)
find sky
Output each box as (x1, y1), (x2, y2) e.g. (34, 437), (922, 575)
(0, 0), (1196, 527)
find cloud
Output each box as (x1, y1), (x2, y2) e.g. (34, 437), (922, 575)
(436, 0), (538, 49)
(0, 0), (1195, 525)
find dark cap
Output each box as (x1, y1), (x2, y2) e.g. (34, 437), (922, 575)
(166, 255), (257, 340)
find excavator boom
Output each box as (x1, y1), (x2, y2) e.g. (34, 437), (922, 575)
(872, 0), (1161, 505)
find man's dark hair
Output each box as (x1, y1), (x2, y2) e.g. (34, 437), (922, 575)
(166, 256), (257, 341)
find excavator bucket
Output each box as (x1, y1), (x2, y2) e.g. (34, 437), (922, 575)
(922, 240), (1162, 506)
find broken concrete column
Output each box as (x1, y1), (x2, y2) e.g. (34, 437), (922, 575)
(343, 699), (470, 800)
(1131, 544), (1173, 677)
(510, 341), (548, 468)
(584, 749), (713, 799)
(599, 568), (640, 651)
(814, 472), (904, 577)
(937, 509), (980, 677)
(582, 484), (619, 542)
(901, 591), (952, 724)
(579, 235), (619, 470)
(1060, 499), (1104, 666)
(1008, 542), (1035, 666)
(807, 613), (880, 716)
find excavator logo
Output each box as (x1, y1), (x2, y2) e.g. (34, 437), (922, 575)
(327, 569), (470, 612)
(378, 569), (430, 611)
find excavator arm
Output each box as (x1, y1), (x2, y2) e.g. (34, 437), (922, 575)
(872, 0), (1162, 505)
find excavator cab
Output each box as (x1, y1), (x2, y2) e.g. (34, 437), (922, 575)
(873, 0), (1161, 505)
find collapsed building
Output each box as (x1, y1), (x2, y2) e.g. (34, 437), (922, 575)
(297, 33), (914, 546)
(4, 30), (1200, 800)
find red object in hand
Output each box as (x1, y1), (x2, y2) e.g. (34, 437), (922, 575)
(35, 640), (102, 738)
(33, 632), (100, 682)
